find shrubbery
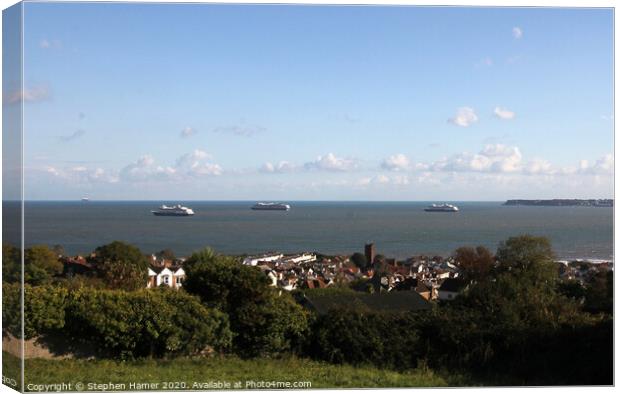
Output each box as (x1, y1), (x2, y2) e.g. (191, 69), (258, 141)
(3, 284), (231, 359)
(306, 309), (422, 370)
(302, 235), (613, 385)
(65, 287), (232, 359)
(184, 248), (309, 358)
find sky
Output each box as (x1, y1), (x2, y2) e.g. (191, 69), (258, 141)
(5, 3), (614, 200)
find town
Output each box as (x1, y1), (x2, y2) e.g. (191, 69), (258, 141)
(60, 242), (614, 303)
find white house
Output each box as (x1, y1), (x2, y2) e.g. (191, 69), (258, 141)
(147, 267), (186, 288)
(243, 253), (283, 266)
(284, 253), (317, 265)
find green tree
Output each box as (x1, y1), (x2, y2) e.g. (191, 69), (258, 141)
(65, 287), (231, 359)
(350, 253), (368, 270)
(155, 248), (176, 261)
(184, 247), (308, 357)
(584, 271), (613, 314)
(453, 245), (494, 281)
(557, 279), (587, 302)
(183, 248), (269, 310)
(24, 245), (63, 285)
(2, 243), (20, 283)
(89, 241), (149, 291)
(495, 234), (557, 285)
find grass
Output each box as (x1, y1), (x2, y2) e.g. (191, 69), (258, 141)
(3, 352), (449, 390)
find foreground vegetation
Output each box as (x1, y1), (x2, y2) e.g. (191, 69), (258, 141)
(2, 235), (614, 387)
(3, 352), (448, 390)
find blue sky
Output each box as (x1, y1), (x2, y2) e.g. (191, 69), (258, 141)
(9, 3), (614, 200)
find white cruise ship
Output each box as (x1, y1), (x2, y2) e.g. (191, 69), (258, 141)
(152, 204), (195, 216)
(424, 203), (459, 212)
(251, 202), (291, 211)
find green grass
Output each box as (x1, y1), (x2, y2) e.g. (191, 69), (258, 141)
(2, 351), (22, 391)
(3, 352), (448, 390)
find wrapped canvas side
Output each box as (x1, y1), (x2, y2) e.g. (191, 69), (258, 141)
(2, 2), (24, 393)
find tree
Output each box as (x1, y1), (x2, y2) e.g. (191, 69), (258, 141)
(350, 253), (368, 270)
(495, 235), (557, 285)
(3, 243), (20, 283)
(453, 245), (495, 281)
(183, 248), (270, 310)
(24, 245), (64, 285)
(584, 271), (613, 314)
(155, 248), (176, 261)
(89, 241), (149, 291)
(184, 247), (308, 357)
(557, 279), (587, 302)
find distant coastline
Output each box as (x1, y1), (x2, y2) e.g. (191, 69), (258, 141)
(504, 199), (613, 207)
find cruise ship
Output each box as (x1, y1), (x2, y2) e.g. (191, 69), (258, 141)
(251, 202), (291, 211)
(151, 204), (195, 216)
(424, 203), (459, 212)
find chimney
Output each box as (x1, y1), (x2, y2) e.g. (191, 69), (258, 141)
(365, 243), (375, 266)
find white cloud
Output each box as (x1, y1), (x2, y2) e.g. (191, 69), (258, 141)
(305, 153), (358, 172)
(429, 144), (523, 173)
(381, 154), (410, 171)
(44, 165), (118, 184)
(512, 27), (523, 39)
(493, 106), (516, 120)
(523, 158), (554, 175)
(417, 172), (441, 185)
(260, 161), (296, 173)
(580, 154), (613, 175)
(180, 127), (197, 138)
(356, 174), (409, 187)
(391, 175), (410, 185)
(120, 155), (176, 182)
(175, 150), (222, 176)
(448, 107), (478, 127)
(3, 85), (51, 105)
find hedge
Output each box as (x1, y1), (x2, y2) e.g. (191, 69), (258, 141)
(2, 284), (232, 359)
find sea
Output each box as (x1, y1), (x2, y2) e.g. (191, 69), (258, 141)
(3, 201), (614, 261)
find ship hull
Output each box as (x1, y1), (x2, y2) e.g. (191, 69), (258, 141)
(251, 207), (289, 211)
(152, 211), (194, 216)
(424, 208), (458, 212)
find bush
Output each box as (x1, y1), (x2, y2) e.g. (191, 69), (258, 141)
(2, 284), (67, 340)
(24, 285), (68, 339)
(24, 245), (64, 285)
(64, 287), (232, 359)
(306, 309), (423, 370)
(4, 284), (232, 359)
(184, 248), (309, 357)
(233, 292), (309, 358)
(2, 283), (21, 338)
(89, 241), (149, 291)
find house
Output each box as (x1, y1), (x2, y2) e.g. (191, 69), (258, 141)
(257, 265), (278, 287)
(147, 266), (185, 288)
(242, 253), (283, 266)
(393, 277), (433, 300)
(61, 256), (94, 276)
(304, 278), (327, 289)
(282, 253), (317, 265)
(437, 278), (468, 301)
